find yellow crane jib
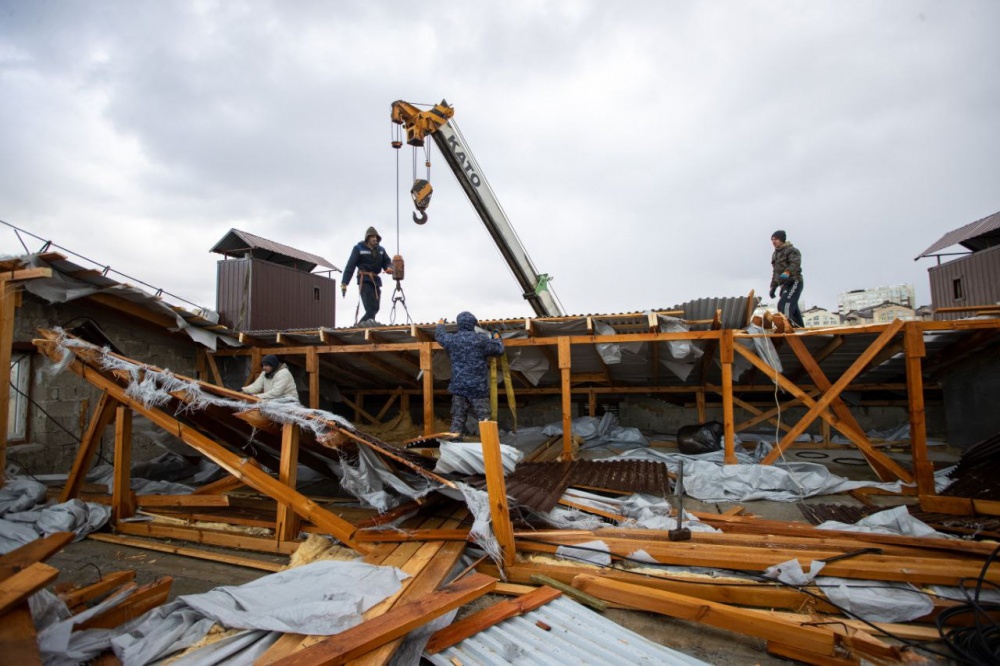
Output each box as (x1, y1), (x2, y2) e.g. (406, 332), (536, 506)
(390, 99), (455, 146)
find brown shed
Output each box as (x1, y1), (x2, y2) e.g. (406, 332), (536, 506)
(211, 229), (340, 331)
(916, 210), (1000, 320)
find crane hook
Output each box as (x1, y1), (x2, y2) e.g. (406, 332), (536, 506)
(411, 179), (433, 225)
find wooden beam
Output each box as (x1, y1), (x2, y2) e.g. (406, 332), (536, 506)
(61, 391), (119, 502)
(720, 329), (737, 464)
(0, 532), (74, 581)
(0, 604), (41, 665)
(572, 573), (839, 657)
(904, 321), (934, 495)
(420, 342), (434, 437)
(58, 571), (136, 611)
(0, 279), (17, 487)
(76, 577), (173, 630)
(0, 562), (59, 616)
(268, 573), (496, 666)
(276, 422), (302, 542)
(481, 420), (515, 569)
(424, 585), (561, 654)
(86, 533), (284, 572)
(112, 406), (135, 521)
(558, 336), (573, 460)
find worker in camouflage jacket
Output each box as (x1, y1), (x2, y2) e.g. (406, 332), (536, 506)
(768, 229), (805, 328)
(435, 311), (505, 437)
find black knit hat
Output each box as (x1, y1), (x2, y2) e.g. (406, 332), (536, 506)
(771, 230), (787, 242)
(262, 354), (280, 369)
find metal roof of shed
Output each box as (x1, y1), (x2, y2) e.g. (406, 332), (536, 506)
(210, 228), (337, 271)
(916, 210), (1000, 259)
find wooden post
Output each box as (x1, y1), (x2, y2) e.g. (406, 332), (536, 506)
(480, 420), (515, 569)
(306, 347), (319, 409)
(558, 337), (573, 460)
(421, 342), (434, 436)
(60, 392), (118, 502)
(0, 280), (16, 485)
(720, 329), (737, 464)
(696, 388), (706, 423)
(905, 321), (934, 495)
(276, 423), (301, 542)
(112, 406), (135, 521)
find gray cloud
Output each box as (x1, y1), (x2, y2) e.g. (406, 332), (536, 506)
(2, 1), (997, 323)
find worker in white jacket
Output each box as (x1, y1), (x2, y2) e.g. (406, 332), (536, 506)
(242, 354), (300, 402)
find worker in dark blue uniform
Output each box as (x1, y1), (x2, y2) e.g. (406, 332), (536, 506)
(341, 226), (393, 324)
(435, 311), (505, 437)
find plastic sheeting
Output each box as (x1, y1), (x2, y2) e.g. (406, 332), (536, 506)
(433, 440), (524, 476)
(541, 414), (648, 450)
(603, 448), (903, 502)
(110, 560), (408, 665)
(0, 478), (110, 553)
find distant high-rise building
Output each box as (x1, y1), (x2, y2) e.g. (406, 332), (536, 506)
(837, 284), (915, 313)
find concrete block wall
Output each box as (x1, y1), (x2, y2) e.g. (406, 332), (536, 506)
(9, 296), (201, 476)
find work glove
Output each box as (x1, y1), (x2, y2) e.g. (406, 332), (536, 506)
(778, 271), (790, 283)
(769, 287), (776, 299)
(340, 284), (347, 297)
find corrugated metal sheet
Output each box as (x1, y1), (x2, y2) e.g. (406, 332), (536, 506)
(489, 460), (671, 512)
(927, 244), (1000, 320)
(217, 258), (337, 331)
(210, 228), (337, 271)
(426, 595), (710, 665)
(916, 210), (1000, 258)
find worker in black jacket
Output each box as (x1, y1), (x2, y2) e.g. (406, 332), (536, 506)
(768, 230), (804, 328)
(341, 226), (392, 324)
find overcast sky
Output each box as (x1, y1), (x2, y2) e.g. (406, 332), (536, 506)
(2, 1), (997, 326)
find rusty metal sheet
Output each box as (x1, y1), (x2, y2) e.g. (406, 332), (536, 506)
(477, 460), (671, 512)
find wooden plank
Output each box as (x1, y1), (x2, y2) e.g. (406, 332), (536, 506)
(529, 574), (605, 612)
(276, 423), (302, 542)
(573, 573), (838, 656)
(478, 561), (840, 613)
(767, 641), (858, 666)
(114, 520), (299, 555)
(0, 532), (74, 580)
(0, 604), (42, 665)
(424, 585), (562, 654)
(720, 329), (737, 464)
(0, 562), (59, 615)
(60, 391), (119, 502)
(355, 529), (470, 543)
(268, 573), (497, 666)
(136, 494), (232, 507)
(87, 533), (284, 572)
(59, 570), (136, 610)
(0, 279), (16, 488)
(112, 406), (136, 520)
(480, 420), (515, 568)
(558, 337), (573, 459)
(76, 577), (173, 630)
(515, 536), (996, 586)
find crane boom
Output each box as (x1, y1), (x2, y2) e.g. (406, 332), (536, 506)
(391, 99), (564, 317)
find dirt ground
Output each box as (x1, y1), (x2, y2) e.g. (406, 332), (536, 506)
(43, 446), (964, 665)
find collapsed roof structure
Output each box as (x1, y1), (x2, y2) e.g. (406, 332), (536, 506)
(3, 222), (1000, 664)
